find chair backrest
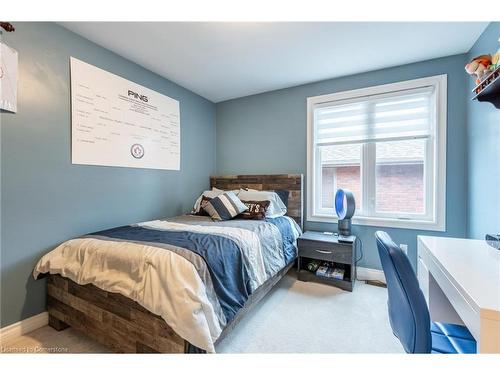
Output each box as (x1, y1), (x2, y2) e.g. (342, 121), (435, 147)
(375, 231), (431, 353)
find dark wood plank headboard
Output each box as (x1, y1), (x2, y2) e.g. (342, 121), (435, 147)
(210, 174), (303, 228)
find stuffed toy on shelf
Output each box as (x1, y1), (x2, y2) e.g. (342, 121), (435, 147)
(491, 49), (500, 70)
(465, 55), (492, 84)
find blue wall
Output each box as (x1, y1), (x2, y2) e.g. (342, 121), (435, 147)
(216, 54), (469, 270)
(466, 22), (500, 239)
(0, 23), (216, 327)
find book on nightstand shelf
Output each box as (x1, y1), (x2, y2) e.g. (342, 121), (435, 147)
(316, 265), (329, 277)
(330, 268), (345, 280)
(315, 262), (345, 280)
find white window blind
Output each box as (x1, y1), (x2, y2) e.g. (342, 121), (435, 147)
(314, 86), (435, 146)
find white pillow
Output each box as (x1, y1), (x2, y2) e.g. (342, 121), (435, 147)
(237, 189), (287, 218)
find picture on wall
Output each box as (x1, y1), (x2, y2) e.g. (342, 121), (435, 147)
(70, 57), (180, 170)
(0, 42), (18, 113)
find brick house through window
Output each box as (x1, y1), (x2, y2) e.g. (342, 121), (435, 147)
(375, 163), (424, 213)
(320, 140), (425, 214)
(321, 165), (361, 209)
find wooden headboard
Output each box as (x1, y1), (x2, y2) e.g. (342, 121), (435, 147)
(210, 174), (303, 228)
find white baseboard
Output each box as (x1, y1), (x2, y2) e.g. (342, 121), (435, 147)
(357, 266), (386, 283)
(0, 312), (48, 345)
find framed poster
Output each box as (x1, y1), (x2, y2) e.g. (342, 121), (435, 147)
(0, 42), (18, 113)
(70, 57), (180, 170)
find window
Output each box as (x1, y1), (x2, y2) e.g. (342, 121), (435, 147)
(307, 75), (447, 231)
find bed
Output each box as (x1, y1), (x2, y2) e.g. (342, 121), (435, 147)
(33, 174), (303, 353)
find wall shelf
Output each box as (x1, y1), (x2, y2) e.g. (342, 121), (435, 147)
(472, 66), (500, 109)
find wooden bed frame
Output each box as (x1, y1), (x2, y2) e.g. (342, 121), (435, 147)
(47, 174), (303, 353)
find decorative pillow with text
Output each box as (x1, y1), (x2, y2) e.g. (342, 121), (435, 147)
(237, 200), (271, 220)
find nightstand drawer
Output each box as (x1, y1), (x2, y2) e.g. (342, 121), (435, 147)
(298, 240), (351, 264)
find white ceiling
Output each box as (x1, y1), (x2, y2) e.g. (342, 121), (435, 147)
(60, 22), (488, 103)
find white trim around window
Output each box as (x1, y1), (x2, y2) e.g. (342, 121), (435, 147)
(306, 75), (447, 231)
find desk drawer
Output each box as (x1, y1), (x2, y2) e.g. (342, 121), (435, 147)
(298, 240), (351, 264)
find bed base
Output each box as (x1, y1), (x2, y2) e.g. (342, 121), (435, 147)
(46, 274), (186, 353)
(46, 262), (294, 353)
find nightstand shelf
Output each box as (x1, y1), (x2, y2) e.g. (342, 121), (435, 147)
(297, 231), (358, 292)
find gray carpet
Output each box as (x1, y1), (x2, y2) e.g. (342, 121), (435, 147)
(216, 271), (404, 353)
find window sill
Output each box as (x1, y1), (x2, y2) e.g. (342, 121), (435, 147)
(307, 213), (445, 232)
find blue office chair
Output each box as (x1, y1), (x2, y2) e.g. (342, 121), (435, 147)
(375, 231), (476, 354)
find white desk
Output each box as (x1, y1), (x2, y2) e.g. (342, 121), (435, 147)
(417, 236), (500, 353)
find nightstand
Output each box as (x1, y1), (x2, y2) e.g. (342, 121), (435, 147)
(297, 231), (358, 291)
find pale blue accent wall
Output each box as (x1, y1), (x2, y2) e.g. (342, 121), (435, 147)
(466, 22), (500, 239)
(216, 54), (469, 270)
(0, 23), (216, 327)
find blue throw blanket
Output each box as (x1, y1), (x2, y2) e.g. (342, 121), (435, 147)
(266, 216), (297, 265)
(92, 226), (252, 322)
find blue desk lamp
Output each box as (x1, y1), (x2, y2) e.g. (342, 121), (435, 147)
(335, 188), (356, 236)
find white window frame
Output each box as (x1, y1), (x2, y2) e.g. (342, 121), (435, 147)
(306, 75), (447, 231)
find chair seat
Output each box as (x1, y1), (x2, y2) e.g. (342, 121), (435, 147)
(430, 322), (476, 354)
